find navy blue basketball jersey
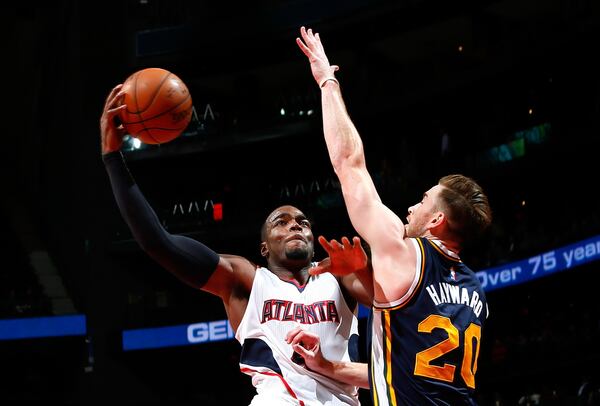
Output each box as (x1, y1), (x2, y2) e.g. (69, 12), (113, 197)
(370, 237), (488, 406)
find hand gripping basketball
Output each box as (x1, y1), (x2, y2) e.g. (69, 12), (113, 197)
(119, 68), (193, 145)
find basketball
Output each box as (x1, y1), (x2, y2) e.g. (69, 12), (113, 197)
(119, 68), (193, 145)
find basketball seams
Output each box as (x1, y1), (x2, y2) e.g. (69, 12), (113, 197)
(125, 70), (171, 115)
(141, 71), (168, 144)
(121, 93), (192, 125)
(119, 68), (192, 145)
(135, 71), (156, 143)
(132, 94), (192, 145)
(143, 72), (173, 114)
(132, 72), (144, 138)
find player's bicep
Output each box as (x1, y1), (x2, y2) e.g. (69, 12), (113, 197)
(336, 165), (416, 303)
(201, 255), (255, 298)
(336, 166), (389, 241)
(356, 203), (417, 304)
(371, 244), (418, 304)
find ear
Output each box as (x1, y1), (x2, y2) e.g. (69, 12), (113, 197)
(260, 242), (269, 258)
(431, 212), (446, 228)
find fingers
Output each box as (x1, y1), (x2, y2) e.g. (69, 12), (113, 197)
(104, 84), (123, 110)
(300, 26), (315, 46)
(296, 37), (312, 58)
(341, 236), (351, 249)
(103, 84), (120, 108)
(285, 326), (317, 346)
(352, 236), (367, 254)
(318, 235), (345, 251)
(285, 326), (304, 343)
(300, 25), (308, 39)
(290, 331), (307, 347)
(299, 26), (322, 53)
(289, 329), (319, 349)
(318, 235), (334, 252)
(292, 343), (311, 358)
(341, 236), (362, 250)
(104, 90), (126, 120)
(108, 100), (127, 118)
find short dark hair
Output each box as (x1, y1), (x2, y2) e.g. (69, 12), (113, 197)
(438, 174), (492, 246)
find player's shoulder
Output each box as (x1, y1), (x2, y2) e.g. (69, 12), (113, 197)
(219, 254), (259, 285)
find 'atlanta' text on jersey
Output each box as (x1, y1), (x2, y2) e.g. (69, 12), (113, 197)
(261, 299), (340, 324)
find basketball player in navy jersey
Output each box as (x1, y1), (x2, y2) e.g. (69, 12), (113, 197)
(100, 84), (374, 405)
(296, 27), (493, 405)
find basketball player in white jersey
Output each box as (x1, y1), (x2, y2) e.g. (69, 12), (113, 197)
(100, 84), (374, 405)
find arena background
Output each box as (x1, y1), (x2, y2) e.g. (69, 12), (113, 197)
(3, 0), (600, 405)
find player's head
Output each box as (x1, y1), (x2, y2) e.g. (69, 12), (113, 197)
(405, 174), (492, 248)
(260, 205), (315, 265)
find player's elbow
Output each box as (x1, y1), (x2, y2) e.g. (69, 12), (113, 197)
(332, 151), (365, 176)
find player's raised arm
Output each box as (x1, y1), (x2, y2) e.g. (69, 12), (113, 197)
(100, 84), (254, 301)
(297, 27), (415, 303)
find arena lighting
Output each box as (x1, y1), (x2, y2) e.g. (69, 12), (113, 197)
(121, 233), (600, 350)
(122, 134), (144, 151)
(213, 202), (223, 221)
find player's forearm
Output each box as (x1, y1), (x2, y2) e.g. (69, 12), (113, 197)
(320, 81), (366, 174)
(103, 151), (168, 251)
(102, 151), (220, 288)
(102, 152), (153, 241)
(320, 81), (382, 243)
(315, 359), (369, 389)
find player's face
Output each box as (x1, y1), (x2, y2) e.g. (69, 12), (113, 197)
(405, 185), (442, 238)
(263, 206), (314, 262)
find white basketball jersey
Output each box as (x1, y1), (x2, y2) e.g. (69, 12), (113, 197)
(236, 267), (360, 406)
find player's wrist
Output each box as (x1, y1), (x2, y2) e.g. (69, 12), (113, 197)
(319, 77), (339, 88)
(311, 355), (333, 375)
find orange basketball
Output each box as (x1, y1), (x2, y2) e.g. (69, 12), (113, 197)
(119, 68), (193, 145)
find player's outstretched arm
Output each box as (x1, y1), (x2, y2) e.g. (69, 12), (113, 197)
(99, 85), (251, 299)
(297, 27), (403, 246)
(297, 27), (414, 304)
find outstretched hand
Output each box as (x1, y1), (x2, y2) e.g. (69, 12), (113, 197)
(296, 26), (339, 87)
(100, 84), (127, 155)
(311, 236), (368, 277)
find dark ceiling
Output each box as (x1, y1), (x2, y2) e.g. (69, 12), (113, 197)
(3, 0), (599, 315)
